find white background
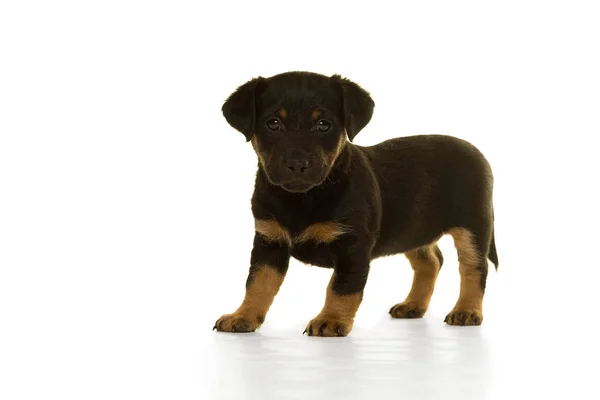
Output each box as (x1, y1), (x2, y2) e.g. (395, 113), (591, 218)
(1, 1), (599, 399)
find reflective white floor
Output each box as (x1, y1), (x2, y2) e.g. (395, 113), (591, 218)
(205, 320), (493, 400)
(202, 264), (599, 400)
(2, 2), (599, 398)
(3, 237), (597, 400)
(205, 315), (598, 400)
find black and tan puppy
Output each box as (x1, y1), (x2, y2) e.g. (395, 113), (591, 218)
(214, 71), (498, 336)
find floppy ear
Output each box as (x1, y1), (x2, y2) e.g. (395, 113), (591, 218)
(222, 77), (263, 141)
(332, 75), (375, 142)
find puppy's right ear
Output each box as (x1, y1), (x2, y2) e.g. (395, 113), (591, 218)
(222, 77), (263, 141)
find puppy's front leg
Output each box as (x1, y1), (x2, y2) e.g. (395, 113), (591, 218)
(214, 235), (289, 333)
(305, 252), (369, 337)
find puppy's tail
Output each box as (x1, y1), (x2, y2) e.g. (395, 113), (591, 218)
(488, 228), (499, 270)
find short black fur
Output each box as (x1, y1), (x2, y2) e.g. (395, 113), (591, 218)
(219, 71), (498, 330)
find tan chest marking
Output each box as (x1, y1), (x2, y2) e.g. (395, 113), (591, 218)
(255, 219), (293, 246)
(294, 221), (350, 245)
(255, 219), (350, 246)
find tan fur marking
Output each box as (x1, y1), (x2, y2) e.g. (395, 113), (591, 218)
(448, 227), (481, 266)
(390, 243), (441, 318)
(447, 228), (484, 323)
(403, 245), (441, 307)
(311, 110), (321, 120)
(320, 278), (362, 319)
(235, 266), (284, 317)
(215, 265), (284, 332)
(255, 219), (292, 246)
(305, 274), (362, 336)
(255, 219), (348, 247)
(278, 108), (287, 120)
(454, 272), (483, 310)
(295, 221), (350, 245)
(251, 136), (267, 169)
(324, 132), (347, 167)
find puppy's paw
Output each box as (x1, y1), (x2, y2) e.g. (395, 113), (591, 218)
(304, 316), (353, 337)
(213, 313), (263, 333)
(444, 309), (483, 326)
(389, 302), (426, 319)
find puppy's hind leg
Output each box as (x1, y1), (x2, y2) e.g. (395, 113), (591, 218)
(444, 227), (492, 326)
(390, 244), (443, 319)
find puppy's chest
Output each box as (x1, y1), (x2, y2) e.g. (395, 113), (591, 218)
(255, 218), (348, 268)
(290, 241), (335, 268)
(289, 222), (341, 268)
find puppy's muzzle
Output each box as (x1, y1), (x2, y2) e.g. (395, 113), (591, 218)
(280, 157), (316, 192)
(274, 151), (326, 193)
(283, 158), (309, 176)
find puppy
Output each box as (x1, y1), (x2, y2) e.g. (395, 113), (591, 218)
(214, 71), (498, 336)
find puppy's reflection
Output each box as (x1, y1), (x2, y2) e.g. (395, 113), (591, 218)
(360, 318), (492, 399)
(208, 319), (491, 400)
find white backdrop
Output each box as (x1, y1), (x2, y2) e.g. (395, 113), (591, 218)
(1, 1), (599, 399)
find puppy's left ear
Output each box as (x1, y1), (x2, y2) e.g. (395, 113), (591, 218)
(222, 77), (263, 141)
(332, 75), (375, 142)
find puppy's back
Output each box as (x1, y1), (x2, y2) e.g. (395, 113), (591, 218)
(360, 135), (494, 255)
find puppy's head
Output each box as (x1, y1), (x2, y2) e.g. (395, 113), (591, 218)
(222, 71), (374, 193)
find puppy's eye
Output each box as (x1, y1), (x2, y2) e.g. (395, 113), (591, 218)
(316, 120), (331, 132)
(266, 118), (281, 131)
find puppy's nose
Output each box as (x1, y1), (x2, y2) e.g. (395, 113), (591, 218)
(284, 159), (309, 174)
